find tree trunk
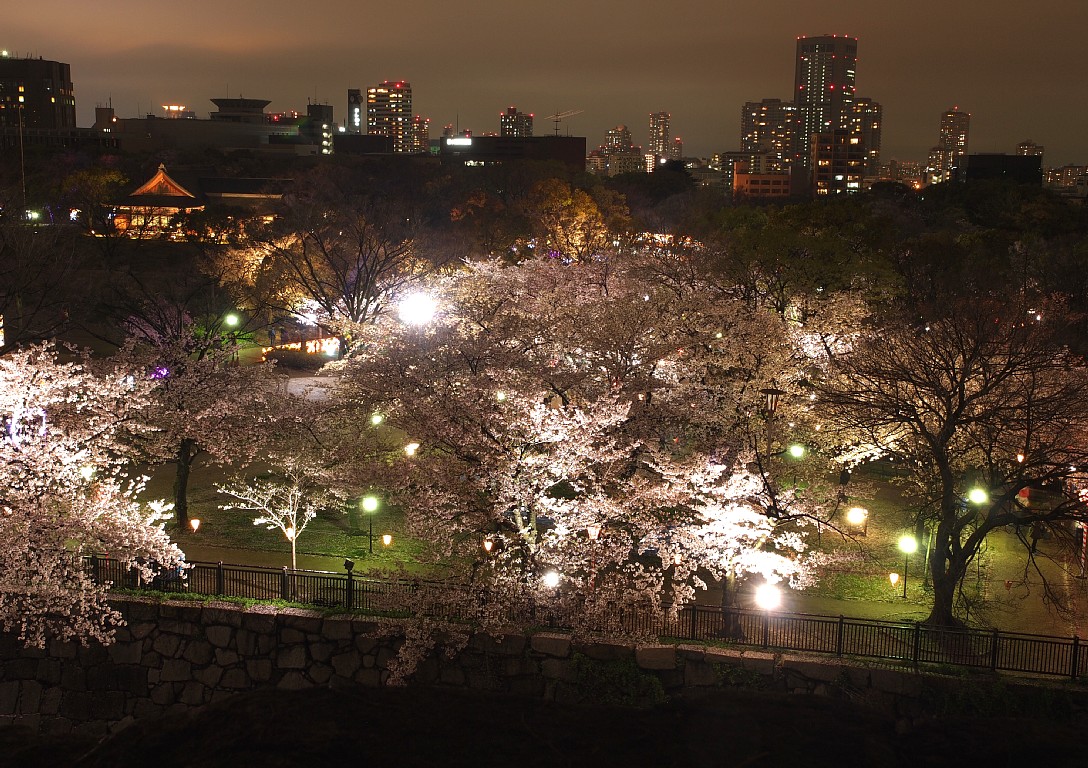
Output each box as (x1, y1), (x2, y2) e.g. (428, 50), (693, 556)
(719, 571), (744, 640)
(173, 438), (198, 532)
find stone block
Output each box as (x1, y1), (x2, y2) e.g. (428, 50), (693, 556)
(183, 641), (214, 666)
(331, 652), (360, 679)
(282, 614), (323, 634)
(235, 630), (258, 656)
(60, 665), (86, 691)
(309, 641), (333, 663)
(530, 630), (574, 657)
(132, 699), (164, 719)
(322, 618), (354, 641)
(220, 668), (250, 689)
(355, 637), (380, 654)
(0, 681), (18, 715)
(205, 626), (234, 649)
(107, 640), (143, 665)
(179, 681), (207, 706)
(157, 619), (197, 637)
(41, 716), (73, 736)
(309, 663), (333, 685)
(636, 646), (677, 670)
(39, 687), (63, 716)
(36, 658), (63, 685)
(280, 628), (307, 645)
(47, 639), (79, 659)
(9, 658), (40, 680)
(128, 622), (157, 641)
(195, 666), (224, 688)
(109, 715), (137, 735)
(161, 659), (192, 682)
(202, 606), (244, 627)
(247, 659), (274, 683)
(160, 603), (203, 623)
(684, 660), (720, 687)
(574, 641), (633, 661)
(277, 671), (311, 690)
(77, 643), (109, 666)
(276, 645), (307, 669)
(471, 633), (527, 656)
(61, 690), (125, 721)
(13, 713), (41, 732)
(140, 650), (163, 670)
(150, 683), (177, 706)
(353, 667), (383, 687)
(240, 612), (277, 634)
(152, 634), (182, 659)
(214, 649), (239, 667)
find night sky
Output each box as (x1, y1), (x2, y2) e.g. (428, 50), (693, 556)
(7, 0), (1086, 165)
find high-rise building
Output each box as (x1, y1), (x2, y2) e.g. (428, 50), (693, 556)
(930, 107), (970, 180)
(794, 35), (857, 168)
(741, 98), (799, 170)
(851, 97), (882, 176)
(347, 89), (363, 134)
(409, 115), (430, 154)
(811, 129), (865, 195)
(500, 106), (533, 137)
(0, 53), (76, 130)
(367, 81), (412, 153)
(648, 112), (670, 158)
(1017, 139), (1044, 160)
(670, 136), (683, 160)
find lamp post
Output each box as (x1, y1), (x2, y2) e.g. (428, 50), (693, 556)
(846, 506), (869, 536)
(362, 495), (379, 554)
(898, 534), (918, 599)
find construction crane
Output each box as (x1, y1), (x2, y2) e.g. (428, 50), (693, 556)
(540, 109), (584, 136)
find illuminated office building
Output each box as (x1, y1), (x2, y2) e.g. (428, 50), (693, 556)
(367, 81), (412, 153)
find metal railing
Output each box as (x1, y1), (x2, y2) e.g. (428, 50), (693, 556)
(85, 555), (1088, 681)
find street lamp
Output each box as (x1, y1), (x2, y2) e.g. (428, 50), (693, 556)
(382, 533), (393, 547)
(846, 506), (869, 536)
(760, 387), (787, 415)
(968, 487), (989, 505)
(898, 534), (918, 599)
(753, 582), (782, 611)
(190, 518), (201, 534)
(397, 292), (437, 326)
(362, 495), (379, 553)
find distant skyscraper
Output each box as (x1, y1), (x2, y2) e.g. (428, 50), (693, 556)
(741, 98), (799, 169)
(347, 89), (363, 134)
(500, 106), (533, 137)
(0, 53), (76, 130)
(670, 136), (683, 160)
(648, 112), (670, 158)
(794, 35), (857, 168)
(851, 97), (882, 176)
(1017, 139), (1044, 160)
(367, 81), (412, 153)
(931, 107), (970, 179)
(811, 129), (865, 195)
(409, 115), (430, 154)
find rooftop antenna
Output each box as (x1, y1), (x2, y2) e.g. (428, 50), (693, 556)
(541, 109), (583, 136)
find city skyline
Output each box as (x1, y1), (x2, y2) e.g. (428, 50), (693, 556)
(5, 0), (1086, 165)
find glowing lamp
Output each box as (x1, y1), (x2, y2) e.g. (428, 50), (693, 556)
(846, 507), (868, 526)
(362, 496), (379, 513)
(397, 292), (437, 326)
(382, 534), (393, 547)
(542, 571), (560, 589)
(483, 537), (494, 553)
(753, 582), (782, 611)
(586, 524), (601, 540)
(889, 572), (900, 586)
(967, 487), (989, 505)
(190, 518), (201, 533)
(788, 444), (806, 459)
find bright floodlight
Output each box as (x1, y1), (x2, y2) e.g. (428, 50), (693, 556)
(224, 313), (240, 327)
(370, 412), (384, 426)
(846, 507), (868, 526)
(397, 292), (437, 326)
(968, 487), (989, 505)
(788, 444), (806, 459)
(898, 535), (918, 554)
(753, 582), (782, 611)
(542, 571), (560, 589)
(362, 495), (379, 513)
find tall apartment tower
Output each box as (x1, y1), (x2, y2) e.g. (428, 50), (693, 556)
(648, 112), (670, 158)
(932, 107), (970, 178)
(741, 98), (799, 170)
(851, 97), (882, 176)
(1017, 139), (1044, 160)
(409, 115), (431, 153)
(366, 81), (412, 153)
(794, 35), (857, 167)
(500, 106), (533, 137)
(347, 89), (363, 134)
(0, 53), (76, 130)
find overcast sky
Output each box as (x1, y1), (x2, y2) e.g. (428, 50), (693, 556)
(7, 0), (1086, 165)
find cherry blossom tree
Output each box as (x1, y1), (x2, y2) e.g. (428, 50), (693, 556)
(0, 345), (183, 647)
(816, 297), (1088, 627)
(218, 455), (346, 571)
(335, 251), (828, 631)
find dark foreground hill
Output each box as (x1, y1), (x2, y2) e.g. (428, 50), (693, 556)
(4, 684), (1088, 767)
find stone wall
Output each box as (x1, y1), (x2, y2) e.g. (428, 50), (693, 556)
(1, 597), (1084, 737)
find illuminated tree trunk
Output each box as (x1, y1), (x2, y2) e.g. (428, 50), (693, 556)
(173, 437), (198, 532)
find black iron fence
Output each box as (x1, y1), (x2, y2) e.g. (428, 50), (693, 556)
(85, 555), (1088, 681)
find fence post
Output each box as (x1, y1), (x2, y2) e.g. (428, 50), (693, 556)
(216, 562), (225, 596)
(912, 622), (922, 671)
(281, 567), (290, 601)
(1072, 636), (1081, 681)
(689, 605), (699, 640)
(990, 629), (1000, 672)
(345, 569), (354, 610)
(836, 615), (845, 656)
(761, 611), (770, 649)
